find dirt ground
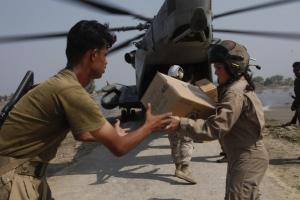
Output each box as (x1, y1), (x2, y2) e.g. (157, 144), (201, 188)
(47, 105), (300, 194)
(1, 100), (299, 194)
(263, 106), (300, 192)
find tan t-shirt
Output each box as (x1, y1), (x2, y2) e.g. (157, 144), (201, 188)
(0, 69), (106, 162)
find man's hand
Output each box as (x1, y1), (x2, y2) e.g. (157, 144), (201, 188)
(144, 103), (173, 132)
(114, 119), (130, 136)
(164, 116), (181, 131)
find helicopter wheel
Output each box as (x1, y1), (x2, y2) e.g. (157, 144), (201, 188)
(120, 108), (137, 122)
(121, 109), (128, 122)
(129, 109), (136, 120)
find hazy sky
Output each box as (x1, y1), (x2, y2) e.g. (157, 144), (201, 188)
(0, 0), (300, 95)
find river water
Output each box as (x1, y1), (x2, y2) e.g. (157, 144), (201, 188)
(256, 87), (293, 109)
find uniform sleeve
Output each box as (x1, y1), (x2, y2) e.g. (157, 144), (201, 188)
(179, 91), (244, 142)
(57, 86), (107, 135)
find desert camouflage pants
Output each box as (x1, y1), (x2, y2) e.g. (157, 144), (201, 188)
(0, 170), (53, 200)
(168, 131), (194, 165)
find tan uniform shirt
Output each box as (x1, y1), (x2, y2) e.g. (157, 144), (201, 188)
(0, 69), (106, 162)
(179, 77), (265, 152)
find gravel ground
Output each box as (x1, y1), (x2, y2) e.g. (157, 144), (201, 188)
(47, 106), (300, 200)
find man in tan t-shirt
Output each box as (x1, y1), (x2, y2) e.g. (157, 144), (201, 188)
(0, 20), (172, 200)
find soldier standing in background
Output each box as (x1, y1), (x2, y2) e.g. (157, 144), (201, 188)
(291, 62), (300, 160)
(167, 64), (226, 182)
(167, 65), (196, 184)
(287, 62), (300, 126)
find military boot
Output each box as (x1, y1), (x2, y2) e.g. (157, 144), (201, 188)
(175, 164), (197, 184)
(216, 155), (227, 163)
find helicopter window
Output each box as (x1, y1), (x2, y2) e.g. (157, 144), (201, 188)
(172, 24), (210, 42)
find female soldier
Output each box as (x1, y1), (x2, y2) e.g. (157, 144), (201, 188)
(166, 40), (269, 200)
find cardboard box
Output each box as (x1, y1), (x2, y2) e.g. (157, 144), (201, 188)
(195, 79), (218, 102)
(141, 72), (215, 119)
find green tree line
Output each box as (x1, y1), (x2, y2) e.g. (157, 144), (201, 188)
(253, 75), (294, 87)
(0, 75), (294, 102)
(0, 95), (10, 102)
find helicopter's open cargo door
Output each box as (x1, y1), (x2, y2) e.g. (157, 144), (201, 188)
(141, 72), (215, 119)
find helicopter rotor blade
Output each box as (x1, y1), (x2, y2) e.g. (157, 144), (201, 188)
(109, 33), (145, 54)
(0, 32), (68, 44)
(0, 24), (147, 44)
(64, 0), (152, 22)
(214, 0), (300, 19)
(109, 23), (150, 32)
(214, 29), (300, 41)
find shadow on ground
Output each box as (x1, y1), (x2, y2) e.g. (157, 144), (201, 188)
(269, 158), (300, 165)
(47, 116), (223, 185)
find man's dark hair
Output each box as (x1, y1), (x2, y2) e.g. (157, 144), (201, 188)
(65, 20), (116, 68)
(293, 62), (300, 68)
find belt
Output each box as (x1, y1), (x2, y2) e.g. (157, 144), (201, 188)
(0, 176), (7, 187)
(0, 156), (28, 176)
(15, 161), (48, 178)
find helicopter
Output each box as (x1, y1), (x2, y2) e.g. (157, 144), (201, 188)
(1, 0), (300, 120)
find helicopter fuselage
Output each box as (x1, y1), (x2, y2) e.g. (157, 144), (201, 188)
(134, 0), (214, 97)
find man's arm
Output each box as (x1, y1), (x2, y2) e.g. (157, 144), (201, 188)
(75, 104), (172, 157)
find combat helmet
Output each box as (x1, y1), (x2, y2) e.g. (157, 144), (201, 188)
(168, 65), (184, 80)
(208, 40), (250, 79)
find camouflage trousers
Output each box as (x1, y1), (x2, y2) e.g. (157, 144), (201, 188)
(0, 170), (53, 200)
(168, 130), (194, 165)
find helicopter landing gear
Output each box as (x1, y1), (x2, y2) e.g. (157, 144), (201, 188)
(120, 108), (137, 122)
